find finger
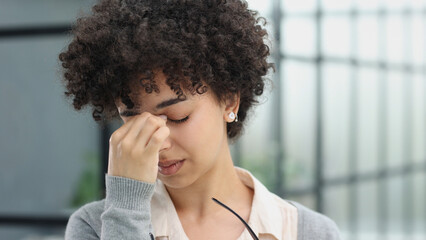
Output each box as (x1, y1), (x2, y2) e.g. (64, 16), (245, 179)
(122, 112), (152, 143)
(109, 113), (145, 145)
(133, 115), (167, 147)
(145, 126), (170, 154)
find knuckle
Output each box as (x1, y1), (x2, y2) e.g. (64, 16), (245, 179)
(140, 112), (152, 119)
(147, 116), (159, 125)
(109, 132), (120, 144)
(120, 138), (133, 150)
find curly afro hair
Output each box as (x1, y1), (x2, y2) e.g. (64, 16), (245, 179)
(59, 0), (273, 139)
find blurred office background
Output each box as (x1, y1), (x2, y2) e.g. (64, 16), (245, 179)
(0, 0), (425, 239)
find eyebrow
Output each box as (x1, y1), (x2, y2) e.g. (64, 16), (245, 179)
(119, 97), (186, 117)
(155, 97), (186, 110)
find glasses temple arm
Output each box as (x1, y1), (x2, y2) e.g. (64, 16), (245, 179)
(212, 198), (259, 240)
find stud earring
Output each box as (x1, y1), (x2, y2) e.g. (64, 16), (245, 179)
(228, 112), (238, 122)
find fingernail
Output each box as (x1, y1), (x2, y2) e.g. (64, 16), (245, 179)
(159, 115), (167, 121)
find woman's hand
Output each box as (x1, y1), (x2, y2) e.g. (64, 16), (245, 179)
(107, 112), (170, 183)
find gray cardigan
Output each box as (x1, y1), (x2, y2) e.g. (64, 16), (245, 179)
(65, 176), (341, 240)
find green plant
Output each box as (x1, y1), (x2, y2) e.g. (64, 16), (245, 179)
(70, 151), (101, 207)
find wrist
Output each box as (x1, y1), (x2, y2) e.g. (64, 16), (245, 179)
(105, 174), (155, 211)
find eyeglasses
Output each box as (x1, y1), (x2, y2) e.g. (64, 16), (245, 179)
(149, 198), (259, 240)
(212, 198), (259, 240)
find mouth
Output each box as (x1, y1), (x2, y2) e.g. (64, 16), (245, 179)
(158, 159), (185, 176)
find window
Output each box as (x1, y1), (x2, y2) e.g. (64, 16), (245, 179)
(238, 0), (426, 239)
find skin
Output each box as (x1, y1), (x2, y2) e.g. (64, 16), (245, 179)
(109, 71), (254, 239)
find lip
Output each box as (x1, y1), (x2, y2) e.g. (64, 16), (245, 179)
(158, 159), (185, 176)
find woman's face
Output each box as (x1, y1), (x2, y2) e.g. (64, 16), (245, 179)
(116, 71), (231, 189)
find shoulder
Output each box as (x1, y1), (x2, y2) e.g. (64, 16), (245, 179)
(287, 201), (342, 240)
(65, 200), (105, 239)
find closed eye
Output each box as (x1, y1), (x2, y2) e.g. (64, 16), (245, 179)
(119, 110), (189, 124)
(169, 116), (189, 124)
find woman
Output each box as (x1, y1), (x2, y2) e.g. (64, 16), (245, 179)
(60, 0), (341, 239)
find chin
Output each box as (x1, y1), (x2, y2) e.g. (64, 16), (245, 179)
(158, 174), (194, 189)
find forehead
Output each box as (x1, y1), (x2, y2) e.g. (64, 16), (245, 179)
(118, 70), (218, 112)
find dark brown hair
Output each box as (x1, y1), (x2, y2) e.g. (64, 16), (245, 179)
(59, 0), (273, 139)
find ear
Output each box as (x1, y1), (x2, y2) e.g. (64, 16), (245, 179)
(223, 93), (240, 123)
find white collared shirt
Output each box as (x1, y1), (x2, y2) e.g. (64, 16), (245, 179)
(150, 167), (298, 240)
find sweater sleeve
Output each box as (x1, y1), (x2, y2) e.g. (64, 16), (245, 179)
(65, 174), (156, 240)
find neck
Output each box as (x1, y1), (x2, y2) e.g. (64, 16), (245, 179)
(165, 147), (247, 219)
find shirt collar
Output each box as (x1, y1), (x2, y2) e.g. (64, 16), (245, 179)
(150, 167), (295, 239)
(151, 181), (184, 239)
(234, 167), (284, 239)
